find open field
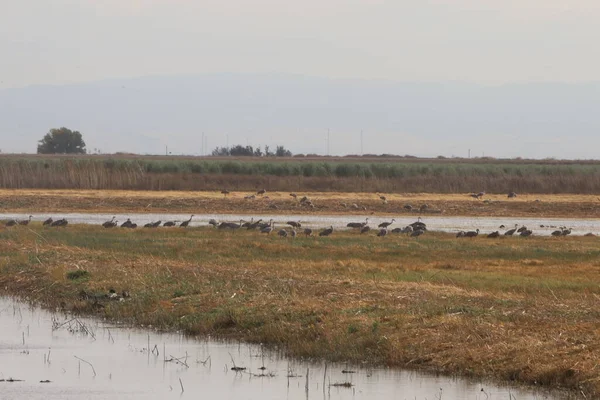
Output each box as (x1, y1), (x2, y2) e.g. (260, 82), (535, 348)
(0, 224), (599, 397)
(2, 189), (600, 218)
(3, 154), (600, 193)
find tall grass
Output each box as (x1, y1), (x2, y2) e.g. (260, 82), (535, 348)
(2, 156), (600, 193)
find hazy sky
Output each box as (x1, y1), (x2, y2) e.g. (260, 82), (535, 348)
(2, 0), (600, 88)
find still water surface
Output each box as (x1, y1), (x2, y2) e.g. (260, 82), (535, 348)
(0, 298), (566, 399)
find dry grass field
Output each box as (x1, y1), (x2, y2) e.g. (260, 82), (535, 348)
(1, 189), (600, 218)
(0, 223), (599, 397)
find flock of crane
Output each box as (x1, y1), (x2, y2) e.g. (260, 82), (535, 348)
(455, 224), (578, 238)
(2, 214), (585, 239)
(2, 214), (429, 239)
(203, 216), (428, 238)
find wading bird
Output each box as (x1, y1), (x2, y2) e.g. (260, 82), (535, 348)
(180, 215), (194, 227)
(378, 219), (395, 228)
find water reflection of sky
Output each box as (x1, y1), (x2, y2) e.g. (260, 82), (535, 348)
(0, 298), (564, 400)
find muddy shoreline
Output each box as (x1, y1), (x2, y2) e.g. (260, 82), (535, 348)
(1, 189), (600, 218)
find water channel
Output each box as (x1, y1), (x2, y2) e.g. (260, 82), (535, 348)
(2, 213), (599, 236)
(0, 297), (569, 399)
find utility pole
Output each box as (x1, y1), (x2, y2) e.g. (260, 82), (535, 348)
(201, 132), (204, 156)
(360, 130), (363, 156)
(165, 145), (168, 156)
(327, 128), (330, 156)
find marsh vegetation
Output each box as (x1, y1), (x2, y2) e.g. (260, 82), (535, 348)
(0, 223), (598, 397)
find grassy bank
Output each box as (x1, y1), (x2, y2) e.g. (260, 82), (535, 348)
(3, 155), (600, 193)
(0, 223), (598, 397)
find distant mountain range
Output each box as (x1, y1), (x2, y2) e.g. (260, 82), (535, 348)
(1, 73), (598, 159)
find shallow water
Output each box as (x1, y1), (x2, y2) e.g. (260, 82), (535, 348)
(2, 212), (600, 236)
(0, 298), (568, 399)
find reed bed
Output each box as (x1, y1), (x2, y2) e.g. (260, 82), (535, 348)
(2, 155), (600, 193)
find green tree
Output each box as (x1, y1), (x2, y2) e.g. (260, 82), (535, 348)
(275, 145), (292, 157)
(37, 127), (86, 154)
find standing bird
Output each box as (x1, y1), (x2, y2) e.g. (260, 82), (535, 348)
(247, 219), (263, 230)
(303, 228), (313, 237)
(456, 231), (466, 238)
(18, 215), (33, 226)
(102, 217), (117, 228)
(487, 231), (500, 238)
(278, 229), (288, 238)
(51, 218), (68, 227)
(5, 219), (17, 227)
(360, 225), (371, 234)
(221, 189), (230, 197)
(504, 224), (518, 236)
(289, 193), (298, 200)
(319, 226), (334, 237)
(561, 228), (572, 236)
(517, 225), (528, 233)
(258, 219), (274, 230)
(409, 217), (427, 231)
(520, 229), (533, 237)
(208, 219), (219, 228)
(347, 218), (369, 229)
(377, 228), (387, 237)
(287, 221), (302, 228)
(163, 220), (176, 227)
(465, 229), (480, 238)
(378, 194), (387, 203)
(290, 229), (297, 238)
(120, 219), (133, 228)
(551, 229), (563, 237)
(508, 191), (517, 198)
(180, 215), (194, 227)
(228, 219), (245, 231)
(43, 217), (53, 226)
(257, 189), (267, 196)
(260, 222), (274, 234)
(378, 219), (395, 229)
